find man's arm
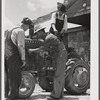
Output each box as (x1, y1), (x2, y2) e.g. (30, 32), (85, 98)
(17, 30), (25, 62)
(61, 15), (68, 34)
(28, 48), (41, 53)
(50, 12), (57, 32)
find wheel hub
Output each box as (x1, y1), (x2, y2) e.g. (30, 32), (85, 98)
(19, 75), (33, 95)
(73, 66), (89, 88)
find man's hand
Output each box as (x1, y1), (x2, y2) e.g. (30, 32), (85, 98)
(60, 29), (66, 35)
(21, 60), (27, 69)
(54, 31), (58, 36)
(39, 50), (48, 58)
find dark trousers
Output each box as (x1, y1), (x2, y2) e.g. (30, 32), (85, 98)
(51, 42), (67, 98)
(5, 54), (22, 99)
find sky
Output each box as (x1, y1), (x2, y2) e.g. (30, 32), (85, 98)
(4, 0), (81, 30)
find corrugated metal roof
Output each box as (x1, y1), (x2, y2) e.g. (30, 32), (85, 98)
(32, 0), (90, 26)
(66, 0), (90, 18)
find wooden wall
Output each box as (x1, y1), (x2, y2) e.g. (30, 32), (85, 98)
(63, 26), (90, 62)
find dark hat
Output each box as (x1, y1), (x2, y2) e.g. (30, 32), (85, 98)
(57, 2), (66, 12)
(21, 17), (33, 26)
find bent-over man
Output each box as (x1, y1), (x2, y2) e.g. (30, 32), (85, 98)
(29, 25), (67, 100)
(5, 17), (33, 100)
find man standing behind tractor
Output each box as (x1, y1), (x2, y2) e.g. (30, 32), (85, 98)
(5, 17), (33, 100)
(29, 25), (67, 100)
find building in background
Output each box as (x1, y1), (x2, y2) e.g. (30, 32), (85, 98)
(65, 0), (90, 63)
(29, 0), (90, 63)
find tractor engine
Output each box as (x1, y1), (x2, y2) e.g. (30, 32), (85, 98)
(24, 38), (55, 72)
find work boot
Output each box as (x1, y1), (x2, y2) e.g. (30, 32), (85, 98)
(46, 96), (62, 100)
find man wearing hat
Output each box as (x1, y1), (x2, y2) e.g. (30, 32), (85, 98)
(50, 2), (67, 41)
(5, 17), (33, 100)
(29, 25), (67, 100)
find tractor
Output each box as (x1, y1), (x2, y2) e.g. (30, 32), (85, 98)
(18, 36), (90, 98)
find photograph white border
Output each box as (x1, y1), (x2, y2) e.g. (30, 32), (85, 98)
(1, 0), (99, 100)
(91, 0), (99, 99)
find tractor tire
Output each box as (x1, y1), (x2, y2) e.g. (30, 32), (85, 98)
(19, 71), (35, 98)
(38, 77), (53, 92)
(65, 60), (90, 95)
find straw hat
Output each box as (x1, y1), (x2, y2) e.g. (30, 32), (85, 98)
(34, 25), (46, 33)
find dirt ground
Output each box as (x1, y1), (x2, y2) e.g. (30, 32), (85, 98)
(28, 84), (90, 100)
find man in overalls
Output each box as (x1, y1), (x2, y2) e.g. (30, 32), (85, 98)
(29, 25), (67, 100)
(5, 17), (33, 100)
(50, 2), (67, 41)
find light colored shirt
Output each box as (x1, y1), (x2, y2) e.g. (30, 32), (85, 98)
(11, 27), (25, 60)
(51, 12), (67, 31)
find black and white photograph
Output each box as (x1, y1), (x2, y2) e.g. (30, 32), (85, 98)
(2, 0), (99, 100)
